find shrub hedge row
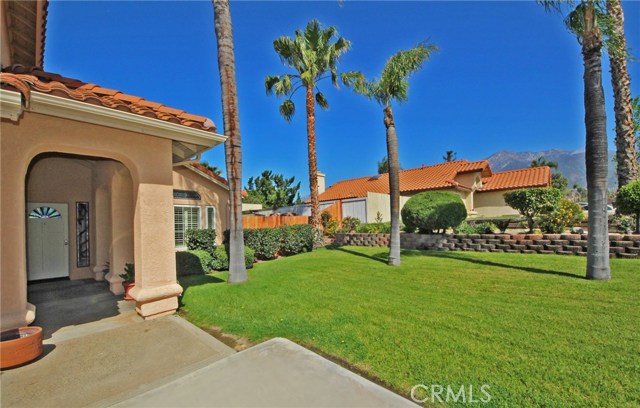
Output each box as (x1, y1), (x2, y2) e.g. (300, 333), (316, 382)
(225, 224), (315, 260)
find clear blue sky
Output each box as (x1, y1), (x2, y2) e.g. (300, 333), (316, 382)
(46, 1), (640, 193)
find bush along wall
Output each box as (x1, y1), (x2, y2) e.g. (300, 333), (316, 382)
(333, 232), (640, 259)
(224, 224), (315, 260)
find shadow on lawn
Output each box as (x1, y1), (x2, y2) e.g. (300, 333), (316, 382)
(421, 251), (585, 280)
(325, 246), (389, 264)
(178, 274), (226, 307)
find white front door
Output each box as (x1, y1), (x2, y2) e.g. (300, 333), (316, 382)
(27, 202), (70, 281)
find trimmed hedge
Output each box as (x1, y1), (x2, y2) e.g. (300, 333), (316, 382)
(224, 224), (315, 260)
(185, 228), (217, 253)
(176, 250), (211, 276)
(210, 245), (255, 271)
(401, 191), (467, 233)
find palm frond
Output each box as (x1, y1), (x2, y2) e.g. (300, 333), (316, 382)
(340, 71), (367, 94)
(265, 75), (281, 95)
(279, 99), (295, 122)
(315, 91), (329, 110)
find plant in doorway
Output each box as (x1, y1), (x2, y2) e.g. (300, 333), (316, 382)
(119, 263), (135, 301)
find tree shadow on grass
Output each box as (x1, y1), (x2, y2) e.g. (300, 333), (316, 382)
(325, 245), (388, 264)
(178, 274), (226, 308)
(420, 251), (585, 280)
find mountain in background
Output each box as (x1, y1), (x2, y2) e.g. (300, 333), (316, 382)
(485, 149), (617, 188)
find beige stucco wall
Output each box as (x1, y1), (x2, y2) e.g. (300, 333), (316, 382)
(1, 110), (181, 329)
(365, 192), (411, 223)
(172, 167), (229, 244)
(26, 156), (94, 280)
(473, 190), (520, 218)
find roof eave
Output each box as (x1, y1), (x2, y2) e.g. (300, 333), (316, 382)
(26, 91), (226, 160)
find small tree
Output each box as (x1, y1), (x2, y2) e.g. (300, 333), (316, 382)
(401, 191), (466, 234)
(616, 180), (640, 233)
(504, 188), (562, 233)
(442, 150), (457, 162)
(244, 170), (301, 210)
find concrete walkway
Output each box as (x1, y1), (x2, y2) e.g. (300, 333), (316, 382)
(111, 337), (417, 408)
(1, 280), (417, 407)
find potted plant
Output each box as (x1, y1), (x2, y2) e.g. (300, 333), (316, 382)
(119, 263), (135, 301)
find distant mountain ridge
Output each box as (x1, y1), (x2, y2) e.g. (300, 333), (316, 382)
(485, 149), (617, 188)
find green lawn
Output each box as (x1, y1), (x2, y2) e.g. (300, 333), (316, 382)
(179, 247), (639, 407)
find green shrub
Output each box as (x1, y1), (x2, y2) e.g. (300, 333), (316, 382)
(401, 191), (467, 234)
(210, 245), (255, 270)
(185, 229), (217, 253)
(176, 250), (211, 276)
(616, 180), (640, 233)
(341, 216), (361, 233)
(320, 211), (333, 229)
(454, 221), (496, 234)
(504, 188), (562, 232)
(224, 225), (314, 260)
(356, 222), (391, 234)
(539, 199), (584, 234)
(243, 228), (281, 260)
(281, 225), (314, 256)
(494, 219), (511, 233)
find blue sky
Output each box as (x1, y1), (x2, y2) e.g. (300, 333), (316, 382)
(46, 1), (640, 193)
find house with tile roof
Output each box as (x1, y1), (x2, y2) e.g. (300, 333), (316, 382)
(0, 1), (230, 329)
(315, 160), (551, 223)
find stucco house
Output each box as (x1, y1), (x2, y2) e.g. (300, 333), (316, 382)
(1, 1), (229, 330)
(315, 160), (551, 223)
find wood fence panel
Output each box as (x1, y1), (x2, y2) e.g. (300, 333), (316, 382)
(243, 215), (310, 229)
(321, 200), (342, 225)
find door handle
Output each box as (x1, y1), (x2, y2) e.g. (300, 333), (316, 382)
(64, 240), (69, 246)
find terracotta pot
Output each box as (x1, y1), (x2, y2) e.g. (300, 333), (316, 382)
(0, 326), (43, 369)
(123, 282), (135, 301)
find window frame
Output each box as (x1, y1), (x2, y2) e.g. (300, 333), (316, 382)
(174, 205), (201, 249)
(205, 206), (216, 231)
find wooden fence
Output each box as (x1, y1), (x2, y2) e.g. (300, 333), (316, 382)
(321, 200), (342, 225)
(243, 215), (310, 229)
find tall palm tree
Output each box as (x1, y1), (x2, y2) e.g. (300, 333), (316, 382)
(265, 20), (360, 230)
(442, 150), (457, 162)
(353, 43), (438, 266)
(540, 0), (610, 280)
(212, 0), (247, 283)
(606, 0), (638, 187)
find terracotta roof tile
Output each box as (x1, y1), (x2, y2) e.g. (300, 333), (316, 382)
(479, 166), (551, 192)
(318, 161), (551, 201)
(0, 65), (216, 133)
(190, 162), (228, 186)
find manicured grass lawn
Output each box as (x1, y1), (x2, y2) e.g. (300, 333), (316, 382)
(179, 247), (639, 407)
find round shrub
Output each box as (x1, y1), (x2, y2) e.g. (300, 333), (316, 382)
(616, 180), (640, 233)
(401, 191), (467, 233)
(210, 245), (255, 271)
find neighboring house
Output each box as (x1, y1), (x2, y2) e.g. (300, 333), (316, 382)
(0, 1), (227, 330)
(314, 160), (551, 223)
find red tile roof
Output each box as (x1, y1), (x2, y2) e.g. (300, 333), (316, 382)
(479, 166), (551, 192)
(0, 65), (216, 133)
(189, 162), (228, 186)
(318, 160), (550, 201)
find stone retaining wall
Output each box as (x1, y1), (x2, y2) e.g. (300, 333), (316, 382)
(333, 233), (640, 259)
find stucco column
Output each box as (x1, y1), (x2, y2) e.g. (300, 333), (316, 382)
(106, 166), (134, 295)
(129, 182), (182, 319)
(92, 162), (114, 281)
(0, 148), (35, 330)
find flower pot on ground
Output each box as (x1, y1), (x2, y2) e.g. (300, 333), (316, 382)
(119, 263), (135, 301)
(0, 326), (43, 369)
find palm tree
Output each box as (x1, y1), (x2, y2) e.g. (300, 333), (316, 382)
(530, 156), (559, 170)
(212, 0), (247, 283)
(540, 0), (610, 280)
(353, 42), (438, 266)
(442, 150), (457, 162)
(606, 0), (638, 187)
(265, 20), (360, 230)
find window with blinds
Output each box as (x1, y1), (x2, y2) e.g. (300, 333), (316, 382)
(174, 206), (200, 247)
(206, 207), (216, 230)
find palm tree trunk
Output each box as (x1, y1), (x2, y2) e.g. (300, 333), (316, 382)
(384, 103), (401, 266)
(213, 0), (247, 283)
(582, 2), (610, 280)
(306, 84), (321, 230)
(607, 0), (638, 187)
